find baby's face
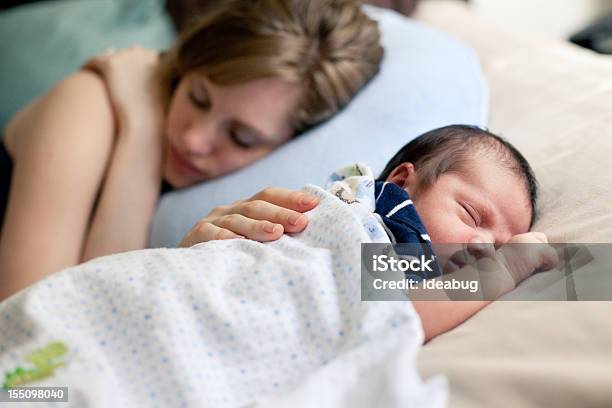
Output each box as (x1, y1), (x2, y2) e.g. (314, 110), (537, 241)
(388, 156), (532, 245)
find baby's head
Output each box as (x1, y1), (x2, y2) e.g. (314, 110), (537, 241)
(378, 125), (537, 245)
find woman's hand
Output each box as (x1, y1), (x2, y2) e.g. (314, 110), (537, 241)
(83, 45), (164, 137)
(179, 188), (320, 247)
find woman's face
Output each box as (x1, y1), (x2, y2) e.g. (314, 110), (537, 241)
(163, 72), (303, 188)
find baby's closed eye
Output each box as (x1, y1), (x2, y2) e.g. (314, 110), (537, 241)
(459, 201), (480, 227)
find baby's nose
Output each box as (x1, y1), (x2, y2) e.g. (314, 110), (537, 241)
(469, 230), (495, 245)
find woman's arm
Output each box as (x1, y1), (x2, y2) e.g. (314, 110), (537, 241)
(0, 70), (115, 300)
(79, 47), (165, 260)
(80, 123), (163, 260)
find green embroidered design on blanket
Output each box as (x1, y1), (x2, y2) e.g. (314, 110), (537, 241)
(3, 342), (68, 389)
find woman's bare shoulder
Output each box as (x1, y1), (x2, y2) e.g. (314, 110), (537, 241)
(4, 69), (115, 157)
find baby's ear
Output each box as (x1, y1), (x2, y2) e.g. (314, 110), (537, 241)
(386, 162), (418, 190)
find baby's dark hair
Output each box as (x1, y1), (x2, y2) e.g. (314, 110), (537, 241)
(377, 125), (539, 227)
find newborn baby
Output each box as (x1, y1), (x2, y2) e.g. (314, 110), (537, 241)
(362, 124), (558, 340)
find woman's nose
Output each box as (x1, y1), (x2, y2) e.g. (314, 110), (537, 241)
(180, 121), (216, 156)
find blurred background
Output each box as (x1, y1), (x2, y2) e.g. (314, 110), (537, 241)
(3, 0), (612, 43)
(470, 0), (612, 41)
(1, 0), (611, 132)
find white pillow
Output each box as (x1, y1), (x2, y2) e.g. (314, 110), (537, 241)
(150, 6), (488, 247)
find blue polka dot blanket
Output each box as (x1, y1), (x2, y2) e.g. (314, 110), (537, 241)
(0, 164), (447, 407)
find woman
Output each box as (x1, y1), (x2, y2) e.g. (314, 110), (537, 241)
(0, 0), (383, 299)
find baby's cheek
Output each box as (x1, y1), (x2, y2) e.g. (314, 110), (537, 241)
(414, 198), (465, 243)
(423, 214), (468, 244)
(419, 213), (445, 241)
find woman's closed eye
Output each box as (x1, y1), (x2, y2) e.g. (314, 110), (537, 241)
(230, 127), (259, 149)
(188, 83), (210, 109)
(460, 201), (481, 227)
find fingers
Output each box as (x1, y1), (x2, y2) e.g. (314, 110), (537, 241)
(223, 188), (319, 234)
(250, 187), (319, 213)
(179, 222), (244, 248)
(526, 231), (557, 271)
(466, 242), (495, 259)
(214, 213), (284, 242)
(83, 45), (157, 71)
(209, 200), (304, 234)
(180, 213), (286, 248)
(508, 231), (549, 244)
(232, 200), (309, 233)
(528, 232), (548, 244)
(83, 48), (115, 71)
(82, 55), (108, 75)
(181, 188), (320, 247)
(442, 243), (495, 274)
(535, 245), (559, 272)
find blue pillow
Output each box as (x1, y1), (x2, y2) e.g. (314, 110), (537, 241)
(0, 0), (175, 132)
(150, 6), (489, 247)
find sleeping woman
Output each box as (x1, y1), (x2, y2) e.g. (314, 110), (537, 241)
(0, 0), (383, 300)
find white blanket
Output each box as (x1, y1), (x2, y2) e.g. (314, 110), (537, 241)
(0, 183), (447, 407)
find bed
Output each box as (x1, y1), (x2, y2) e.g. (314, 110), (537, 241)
(413, 2), (612, 407)
(1, 0), (612, 406)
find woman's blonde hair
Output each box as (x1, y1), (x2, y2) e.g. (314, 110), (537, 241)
(159, 0), (383, 133)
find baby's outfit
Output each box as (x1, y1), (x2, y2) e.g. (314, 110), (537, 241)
(373, 181), (431, 245)
(325, 164), (441, 281)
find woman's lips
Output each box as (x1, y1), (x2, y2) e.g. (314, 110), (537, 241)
(168, 145), (205, 178)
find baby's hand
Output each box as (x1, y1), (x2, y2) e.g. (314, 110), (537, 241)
(496, 232), (559, 285)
